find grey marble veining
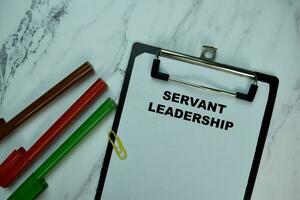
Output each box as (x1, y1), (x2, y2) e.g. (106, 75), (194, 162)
(0, 0), (299, 199)
(0, 0), (71, 105)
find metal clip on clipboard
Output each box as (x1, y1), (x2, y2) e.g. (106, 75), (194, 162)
(151, 46), (258, 102)
(107, 130), (127, 160)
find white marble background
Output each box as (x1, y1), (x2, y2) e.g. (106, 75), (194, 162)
(0, 0), (299, 199)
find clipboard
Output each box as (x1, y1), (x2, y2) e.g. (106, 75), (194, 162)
(95, 43), (279, 200)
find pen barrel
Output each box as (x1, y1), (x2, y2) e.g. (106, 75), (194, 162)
(27, 79), (107, 160)
(0, 62), (93, 140)
(34, 98), (116, 179)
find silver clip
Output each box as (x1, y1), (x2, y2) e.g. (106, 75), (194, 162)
(152, 46), (258, 102)
(200, 45), (217, 61)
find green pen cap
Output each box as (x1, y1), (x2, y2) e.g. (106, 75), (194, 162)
(7, 176), (48, 200)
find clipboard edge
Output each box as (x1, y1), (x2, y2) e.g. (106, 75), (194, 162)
(244, 73), (279, 200)
(94, 42), (160, 200)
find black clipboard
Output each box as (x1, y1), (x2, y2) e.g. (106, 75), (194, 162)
(95, 42), (279, 200)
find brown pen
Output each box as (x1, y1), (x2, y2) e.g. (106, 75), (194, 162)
(0, 62), (94, 141)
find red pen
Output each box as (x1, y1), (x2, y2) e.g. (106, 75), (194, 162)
(0, 79), (107, 187)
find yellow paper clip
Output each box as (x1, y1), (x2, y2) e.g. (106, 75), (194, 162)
(107, 130), (127, 160)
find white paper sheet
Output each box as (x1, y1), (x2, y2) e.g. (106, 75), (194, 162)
(101, 53), (269, 200)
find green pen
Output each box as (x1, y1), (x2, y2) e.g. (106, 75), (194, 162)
(8, 98), (116, 200)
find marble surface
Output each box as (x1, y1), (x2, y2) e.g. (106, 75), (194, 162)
(0, 0), (299, 199)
